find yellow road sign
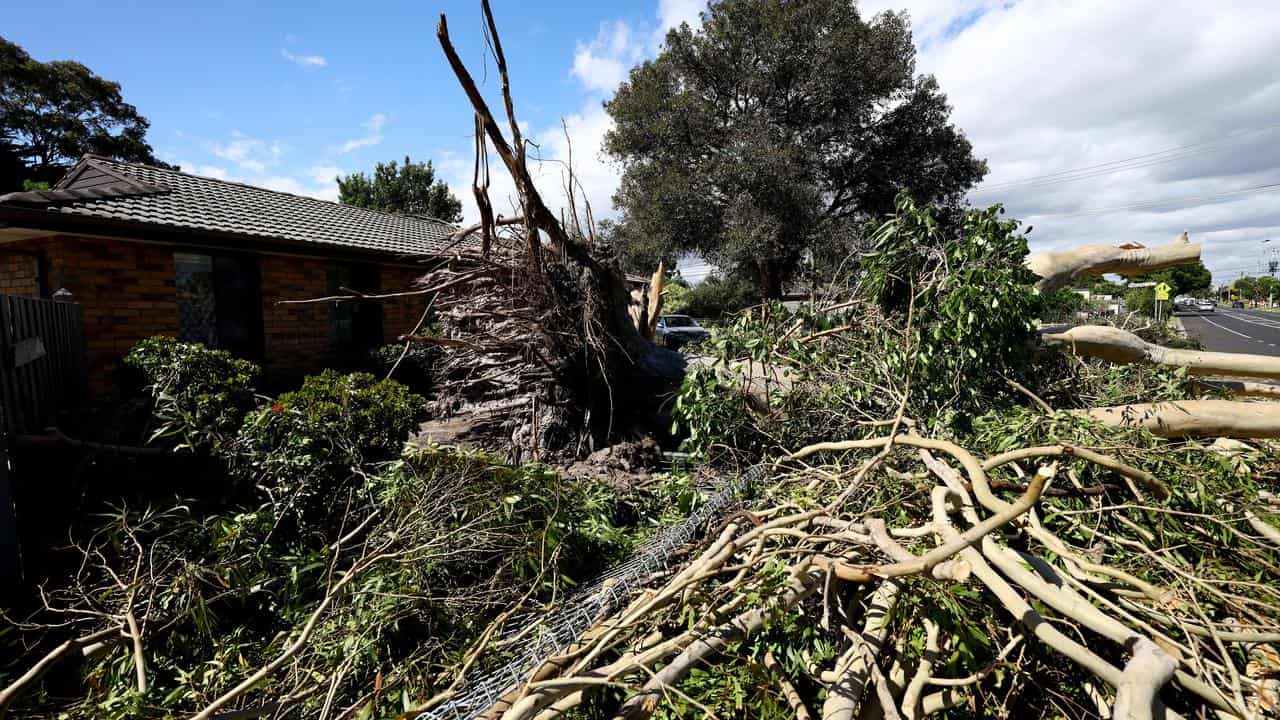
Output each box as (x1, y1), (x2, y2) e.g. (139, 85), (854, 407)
(1155, 282), (1172, 301)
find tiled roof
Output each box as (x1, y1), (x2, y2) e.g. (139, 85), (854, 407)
(0, 156), (468, 258)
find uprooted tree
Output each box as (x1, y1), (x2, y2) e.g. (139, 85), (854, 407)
(416, 2), (686, 460)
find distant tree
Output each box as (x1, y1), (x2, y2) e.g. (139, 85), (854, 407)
(1088, 279), (1127, 296)
(604, 0), (987, 300)
(597, 218), (676, 275)
(1234, 276), (1264, 304)
(0, 36), (171, 189)
(1135, 260), (1212, 297)
(337, 156), (462, 222)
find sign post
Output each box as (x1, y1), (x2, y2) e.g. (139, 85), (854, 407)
(1154, 281), (1172, 323)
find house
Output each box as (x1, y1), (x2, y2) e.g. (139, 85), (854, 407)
(0, 155), (470, 391)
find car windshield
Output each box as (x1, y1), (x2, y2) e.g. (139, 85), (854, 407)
(663, 316), (696, 328)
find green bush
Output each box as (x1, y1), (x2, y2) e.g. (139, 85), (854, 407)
(7, 447), (651, 719)
(365, 342), (438, 396)
(680, 272), (757, 317)
(121, 336), (259, 451)
(233, 370), (428, 505)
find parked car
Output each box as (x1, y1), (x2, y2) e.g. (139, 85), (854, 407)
(656, 315), (711, 350)
(1231, 300), (1245, 308)
(1195, 299), (1215, 312)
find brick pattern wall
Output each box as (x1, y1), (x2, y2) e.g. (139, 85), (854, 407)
(260, 255), (335, 377)
(0, 252), (39, 296)
(0, 235), (431, 392)
(1, 236), (179, 391)
(382, 265), (428, 341)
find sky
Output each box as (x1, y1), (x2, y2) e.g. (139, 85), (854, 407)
(6, 0), (1280, 286)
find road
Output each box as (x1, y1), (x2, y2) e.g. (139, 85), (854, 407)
(1178, 307), (1280, 355)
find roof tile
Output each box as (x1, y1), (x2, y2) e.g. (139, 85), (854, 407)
(3, 156), (471, 258)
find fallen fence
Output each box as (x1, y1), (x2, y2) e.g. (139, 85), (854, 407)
(0, 294), (87, 436)
(416, 464), (761, 720)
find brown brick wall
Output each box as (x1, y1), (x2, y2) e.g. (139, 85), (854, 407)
(0, 252), (40, 296)
(0, 235), (430, 392)
(0, 235), (179, 391)
(260, 254), (335, 377)
(382, 265), (428, 340)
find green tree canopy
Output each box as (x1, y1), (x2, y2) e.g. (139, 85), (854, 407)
(603, 0), (987, 299)
(336, 156), (462, 223)
(1136, 260), (1213, 297)
(1, 36), (170, 189)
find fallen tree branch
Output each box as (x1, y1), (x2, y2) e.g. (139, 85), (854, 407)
(1044, 325), (1280, 380)
(981, 444), (1169, 500)
(1111, 638), (1177, 720)
(822, 580), (901, 720)
(814, 465), (1050, 582)
(1077, 399), (1280, 438)
(1196, 378), (1280, 399)
(1026, 232), (1200, 292)
(0, 626), (122, 718)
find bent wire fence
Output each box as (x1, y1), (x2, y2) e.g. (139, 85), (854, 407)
(416, 464), (762, 720)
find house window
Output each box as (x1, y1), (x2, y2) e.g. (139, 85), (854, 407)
(328, 263), (382, 360)
(175, 253), (218, 346)
(174, 252), (264, 361)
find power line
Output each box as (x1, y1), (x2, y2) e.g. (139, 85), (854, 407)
(1027, 181), (1280, 218)
(970, 122), (1280, 194)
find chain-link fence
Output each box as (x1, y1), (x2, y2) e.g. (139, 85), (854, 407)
(415, 464), (761, 720)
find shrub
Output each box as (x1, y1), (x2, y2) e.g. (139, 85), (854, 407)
(233, 371), (428, 506)
(365, 342), (438, 396)
(6, 447), (651, 719)
(121, 336), (259, 451)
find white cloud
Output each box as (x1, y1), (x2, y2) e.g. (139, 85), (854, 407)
(281, 48), (327, 68)
(333, 114), (388, 155)
(309, 164), (344, 187)
(869, 0), (1280, 284)
(207, 134), (285, 174)
(656, 0), (704, 33)
(572, 22), (647, 94)
(336, 135), (383, 154)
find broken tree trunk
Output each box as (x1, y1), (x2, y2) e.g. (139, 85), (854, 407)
(644, 261), (664, 341)
(1026, 232), (1201, 292)
(1076, 399), (1280, 438)
(1043, 325), (1280, 380)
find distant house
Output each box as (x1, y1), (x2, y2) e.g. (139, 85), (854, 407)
(0, 156), (470, 391)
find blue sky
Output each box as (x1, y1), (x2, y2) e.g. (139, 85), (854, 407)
(7, 0), (1280, 284)
(5, 0), (681, 202)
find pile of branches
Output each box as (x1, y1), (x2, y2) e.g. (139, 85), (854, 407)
(459, 420), (1280, 720)
(0, 449), (650, 720)
(410, 3), (683, 460)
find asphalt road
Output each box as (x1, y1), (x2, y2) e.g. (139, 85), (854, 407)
(1177, 307), (1280, 355)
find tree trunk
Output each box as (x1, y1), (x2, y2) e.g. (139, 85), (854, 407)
(757, 260), (784, 301)
(1076, 400), (1280, 438)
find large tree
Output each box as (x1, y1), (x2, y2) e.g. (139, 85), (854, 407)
(336, 156), (463, 222)
(604, 0), (987, 299)
(0, 36), (169, 189)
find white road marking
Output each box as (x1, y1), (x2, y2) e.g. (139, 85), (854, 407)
(1221, 309), (1280, 330)
(1193, 314), (1253, 339)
